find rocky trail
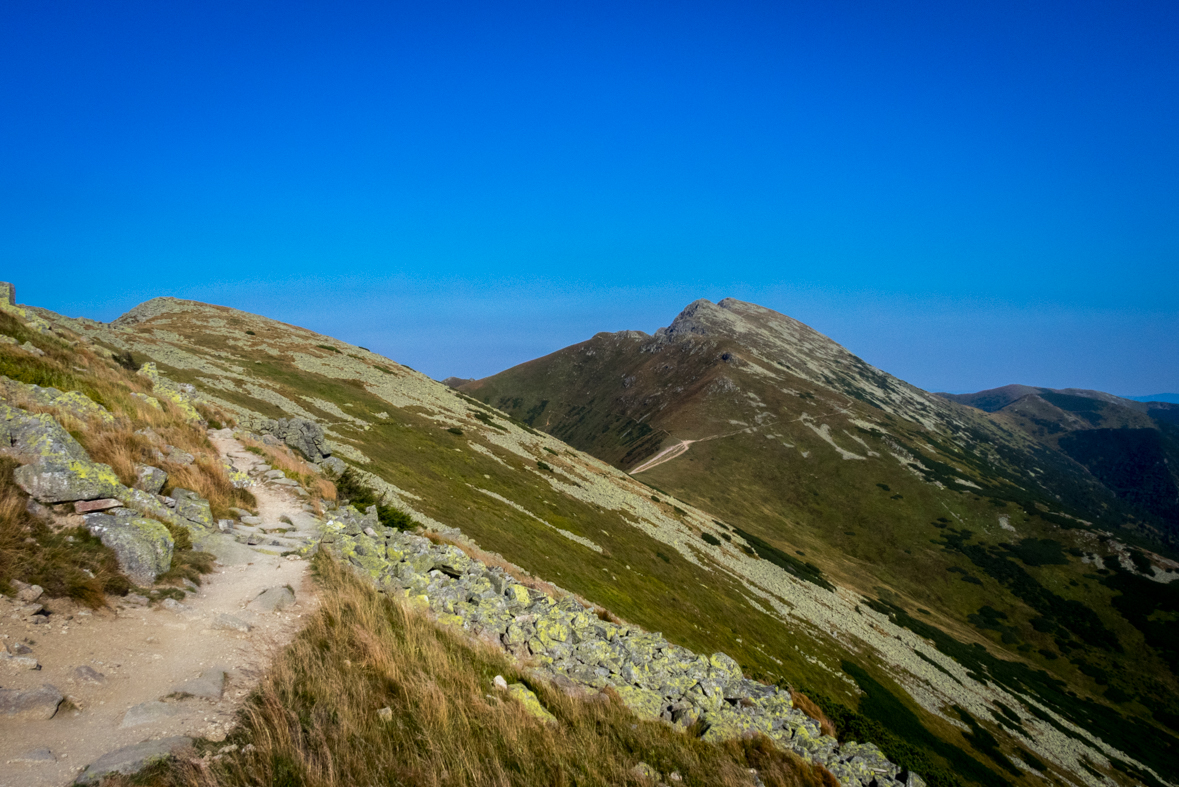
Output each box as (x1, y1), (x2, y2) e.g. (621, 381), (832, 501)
(0, 430), (321, 787)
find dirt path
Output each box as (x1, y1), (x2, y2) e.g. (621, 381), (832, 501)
(0, 431), (321, 787)
(629, 404), (855, 475)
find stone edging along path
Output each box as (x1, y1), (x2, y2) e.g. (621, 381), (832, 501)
(318, 506), (921, 787)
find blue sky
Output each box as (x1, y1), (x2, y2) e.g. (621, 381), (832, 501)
(2, 1), (1176, 394)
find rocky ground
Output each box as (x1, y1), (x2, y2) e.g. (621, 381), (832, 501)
(0, 431), (319, 787)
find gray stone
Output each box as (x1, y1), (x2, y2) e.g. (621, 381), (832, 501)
(319, 456), (347, 476)
(74, 737), (192, 784)
(16, 583), (43, 603)
(73, 665), (106, 683)
(210, 612), (252, 632)
(241, 515), (263, 525)
(0, 684), (63, 720)
(1, 653), (41, 670)
(167, 447), (195, 465)
(84, 513), (174, 586)
(172, 488), (214, 529)
(260, 417), (330, 461)
(11, 747), (56, 763)
(14, 459), (123, 504)
(0, 402), (89, 463)
(171, 667), (226, 700)
(120, 700), (180, 728)
(133, 465), (167, 495)
(247, 585), (295, 612)
(8, 640), (33, 655)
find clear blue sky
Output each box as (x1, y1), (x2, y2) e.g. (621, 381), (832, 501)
(2, 1), (1176, 395)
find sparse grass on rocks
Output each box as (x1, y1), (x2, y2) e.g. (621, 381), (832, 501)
(116, 554), (836, 787)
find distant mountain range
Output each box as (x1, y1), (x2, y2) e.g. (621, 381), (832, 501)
(1125, 393), (1179, 404)
(461, 297), (1179, 787)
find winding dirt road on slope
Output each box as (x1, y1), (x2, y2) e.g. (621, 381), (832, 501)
(628, 404), (855, 475)
(0, 431), (319, 787)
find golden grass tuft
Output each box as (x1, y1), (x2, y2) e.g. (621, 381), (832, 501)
(236, 434), (336, 510)
(790, 692), (837, 739)
(122, 554), (832, 787)
(163, 455), (257, 521)
(0, 458), (130, 606)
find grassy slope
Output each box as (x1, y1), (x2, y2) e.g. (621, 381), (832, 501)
(113, 554), (836, 787)
(32, 297), (1174, 787)
(463, 328), (1179, 785)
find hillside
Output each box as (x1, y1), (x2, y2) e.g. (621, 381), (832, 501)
(462, 297), (1179, 786)
(1, 287), (1173, 786)
(940, 386), (1179, 529)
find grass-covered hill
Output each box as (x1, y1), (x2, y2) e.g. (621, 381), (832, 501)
(461, 297), (1179, 786)
(7, 288), (1174, 786)
(940, 385), (1179, 532)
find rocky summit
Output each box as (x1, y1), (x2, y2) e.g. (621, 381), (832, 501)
(0, 282), (1175, 787)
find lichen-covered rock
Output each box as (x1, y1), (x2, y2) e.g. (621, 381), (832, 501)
(261, 417), (330, 461)
(0, 379), (114, 424)
(137, 363), (202, 422)
(131, 392), (162, 410)
(133, 464), (167, 494)
(0, 402), (89, 462)
(172, 488), (214, 529)
(325, 525), (909, 785)
(506, 683), (557, 725)
(221, 460), (252, 488)
(84, 511), (174, 586)
(15, 459), (123, 503)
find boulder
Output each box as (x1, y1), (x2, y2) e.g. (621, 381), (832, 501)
(133, 465), (167, 494)
(247, 585), (295, 613)
(84, 512), (174, 586)
(0, 402), (89, 462)
(15, 459), (124, 503)
(260, 417), (330, 461)
(74, 737), (192, 785)
(0, 684), (63, 720)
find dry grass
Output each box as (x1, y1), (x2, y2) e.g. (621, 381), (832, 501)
(122, 554), (833, 787)
(237, 434), (336, 509)
(163, 456), (257, 521)
(0, 457), (130, 606)
(790, 692), (837, 738)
